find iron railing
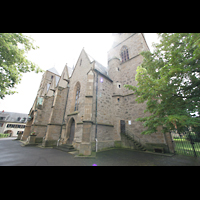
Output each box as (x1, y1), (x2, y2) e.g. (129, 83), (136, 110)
(172, 130), (200, 157)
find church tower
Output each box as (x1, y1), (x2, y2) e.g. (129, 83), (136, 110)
(107, 33), (174, 153)
(107, 33), (166, 146)
(108, 33), (149, 85)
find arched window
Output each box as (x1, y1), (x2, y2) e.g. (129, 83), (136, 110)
(121, 46), (129, 63)
(74, 83), (80, 111)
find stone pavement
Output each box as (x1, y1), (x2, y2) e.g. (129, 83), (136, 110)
(0, 138), (200, 166)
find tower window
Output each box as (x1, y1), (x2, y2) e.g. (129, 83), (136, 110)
(51, 75), (54, 79)
(121, 46), (129, 63)
(117, 84), (121, 89)
(117, 98), (120, 102)
(80, 59), (82, 66)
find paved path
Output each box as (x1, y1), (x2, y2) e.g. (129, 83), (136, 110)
(0, 138), (200, 166)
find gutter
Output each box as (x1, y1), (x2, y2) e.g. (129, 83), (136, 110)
(95, 70), (99, 152)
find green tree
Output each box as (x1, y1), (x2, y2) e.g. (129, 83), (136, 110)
(0, 33), (43, 99)
(124, 33), (200, 135)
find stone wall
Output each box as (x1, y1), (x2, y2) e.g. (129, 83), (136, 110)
(21, 118), (33, 141)
(64, 49), (93, 123)
(108, 33), (167, 150)
(34, 96), (54, 142)
(43, 85), (69, 146)
(96, 73), (113, 125)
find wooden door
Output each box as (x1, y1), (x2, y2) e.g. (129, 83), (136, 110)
(69, 121), (75, 144)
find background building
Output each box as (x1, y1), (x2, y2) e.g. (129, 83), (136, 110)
(0, 111), (28, 137)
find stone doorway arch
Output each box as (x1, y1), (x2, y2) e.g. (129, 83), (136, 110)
(66, 117), (75, 145)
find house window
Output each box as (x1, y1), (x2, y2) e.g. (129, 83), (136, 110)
(121, 46), (129, 63)
(22, 117), (26, 122)
(17, 117), (21, 121)
(74, 85), (80, 111)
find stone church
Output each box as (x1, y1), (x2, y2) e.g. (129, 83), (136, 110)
(21, 33), (174, 155)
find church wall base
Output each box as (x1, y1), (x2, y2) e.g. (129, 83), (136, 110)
(91, 140), (115, 152)
(144, 143), (169, 153)
(42, 139), (57, 147)
(74, 142), (81, 150)
(79, 143), (92, 156)
(35, 137), (43, 143)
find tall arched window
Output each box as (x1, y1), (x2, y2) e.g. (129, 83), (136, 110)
(121, 46), (129, 63)
(74, 83), (80, 111)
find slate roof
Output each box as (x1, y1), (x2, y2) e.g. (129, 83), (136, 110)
(47, 67), (60, 76)
(86, 52), (110, 78)
(0, 111), (28, 123)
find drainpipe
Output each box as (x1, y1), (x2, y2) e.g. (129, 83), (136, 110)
(95, 71), (99, 152)
(57, 84), (70, 146)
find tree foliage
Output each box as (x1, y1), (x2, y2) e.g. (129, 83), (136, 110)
(125, 33), (200, 135)
(0, 33), (43, 99)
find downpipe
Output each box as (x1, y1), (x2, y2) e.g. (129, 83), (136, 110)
(57, 138), (60, 147)
(95, 138), (98, 152)
(95, 71), (99, 153)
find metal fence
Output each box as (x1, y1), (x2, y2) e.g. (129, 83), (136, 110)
(172, 131), (200, 157)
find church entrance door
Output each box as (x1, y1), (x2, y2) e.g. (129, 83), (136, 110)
(69, 119), (75, 144)
(120, 120), (125, 134)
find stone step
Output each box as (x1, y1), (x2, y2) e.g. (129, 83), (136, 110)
(54, 147), (76, 152)
(54, 144), (76, 153)
(59, 148), (75, 152)
(122, 133), (146, 151)
(62, 144), (74, 148)
(21, 143), (39, 147)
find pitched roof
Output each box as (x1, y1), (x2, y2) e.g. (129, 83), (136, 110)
(47, 67), (60, 76)
(94, 60), (108, 77)
(0, 111), (28, 123)
(86, 51), (109, 77)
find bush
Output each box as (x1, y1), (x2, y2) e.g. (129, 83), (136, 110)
(0, 133), (10, 138)
(173, 136), (180, 139)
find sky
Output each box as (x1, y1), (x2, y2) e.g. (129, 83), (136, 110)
(0, 33), (160, 114)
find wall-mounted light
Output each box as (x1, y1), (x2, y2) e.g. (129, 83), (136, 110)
(100, 77), (103, 83)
